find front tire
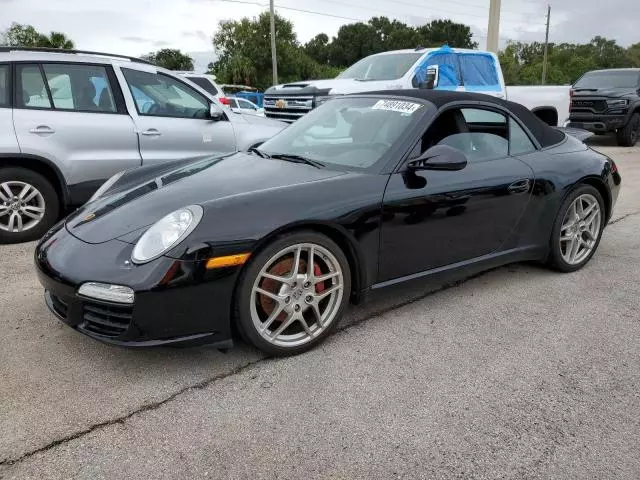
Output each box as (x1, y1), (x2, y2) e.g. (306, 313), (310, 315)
(616, 113), (639, 147)
(235, 231), (351, 356)
(0, 168), (59, 244)
(547, 185), (605, 272)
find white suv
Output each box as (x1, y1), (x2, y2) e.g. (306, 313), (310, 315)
(0, 48), (285, 243)
(175, 72), (230, 105)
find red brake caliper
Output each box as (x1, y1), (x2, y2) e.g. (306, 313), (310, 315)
(314, 263), (325, 294)
(259, 259), (325, 323)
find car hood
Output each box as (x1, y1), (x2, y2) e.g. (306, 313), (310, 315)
(573, 87), (638, 98)
(228, 111), (287, 127)
(268, 78), (406, 96)
(65, 153), (346, 244)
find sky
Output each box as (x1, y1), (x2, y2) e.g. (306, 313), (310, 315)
(2, 0), (639, 73)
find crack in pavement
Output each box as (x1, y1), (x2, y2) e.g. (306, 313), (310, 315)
(5, 212), (638, 468)
(609, 210), (640, 225)
(0, 268), (494, 468)
(5, 210), (640, 468)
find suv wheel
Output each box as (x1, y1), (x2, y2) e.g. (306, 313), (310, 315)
(616, 112), (639, 147)
(0, 168), (60, 244)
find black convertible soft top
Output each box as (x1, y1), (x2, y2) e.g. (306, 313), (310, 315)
(365, 89), (566, 148)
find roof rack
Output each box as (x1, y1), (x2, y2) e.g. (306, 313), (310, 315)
(0, 47), (155, 65)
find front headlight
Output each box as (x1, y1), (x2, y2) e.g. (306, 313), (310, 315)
(88, 171), (126, 203)
(131, 205), (203, 264)
(606, 99), (629, 108)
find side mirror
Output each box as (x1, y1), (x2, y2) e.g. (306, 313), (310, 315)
(407, 144), (467, 171)
(419, 65), (439, 90)
(209, 103), (224, 120)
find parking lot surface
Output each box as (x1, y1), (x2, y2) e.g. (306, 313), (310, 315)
(1, 139), (639, 479)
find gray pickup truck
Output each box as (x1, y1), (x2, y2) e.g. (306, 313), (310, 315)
(568, 68), (640, 146)
(0, 48), (285, 243)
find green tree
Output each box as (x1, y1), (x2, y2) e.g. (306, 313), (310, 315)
(142, 49), (194, 70)
(306, 17), (477, 68)
(417, 20), (478, 49)
(498, 37), (635, 85)
(212, 12), (333, 89)
(37, 32), (75, 49)
(0, 23), (41, 47)
(304, 33), (330, 65)
(0, 23), (75, 49)
(628, 42), (640, 67)
(328, 22), (380, 67)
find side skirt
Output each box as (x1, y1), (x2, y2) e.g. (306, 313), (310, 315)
(369, 245), (546, 292)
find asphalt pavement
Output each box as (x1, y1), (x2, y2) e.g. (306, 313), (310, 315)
(1, 138), (639, 479)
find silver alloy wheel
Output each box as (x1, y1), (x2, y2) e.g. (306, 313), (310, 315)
(0, 181), (46, 233)
(559, 193), (601, 265)
(250, 243), (344, 348)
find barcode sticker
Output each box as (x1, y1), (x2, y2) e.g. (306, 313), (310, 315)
(372, 100), (422, 114)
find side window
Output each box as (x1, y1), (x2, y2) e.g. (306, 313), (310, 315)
(238, 99), (254, 109)
(41, 64), (116, 112)
(0, 65), (8, 107)
(229, 98), (238, 108)
(16, 65), (52, 109)
(509, 118), (536, 155)
(459, 54), (500, 89)
(186, 76), (218, 96)
(421, 107), (508, 162)
(122, 68), (209, 119)
(413, 52), (460, 89)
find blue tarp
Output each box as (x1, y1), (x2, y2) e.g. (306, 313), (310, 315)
(459, 53), (501, 92)
(414, 46), (459, 90)
(413, 46), (502, 92)
(235, 91), (264, 107)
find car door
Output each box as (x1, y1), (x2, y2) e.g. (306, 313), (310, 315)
(118, 67), (236, 164)
(11, 62), (141, 203)
(237, 98), (257, 115)
(378, 105), (535, 282)
(0, 64), (19, 154)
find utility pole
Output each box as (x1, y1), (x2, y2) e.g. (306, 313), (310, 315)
(541, 5), (551, 85)
(269, 0), (278, 85)
(487, 0), (501, 53)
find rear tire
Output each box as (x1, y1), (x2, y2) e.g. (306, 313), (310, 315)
(234, 231), (351, 356)
(616, 113), (639, 147)
(0, 168), (60, 244)
(547, 185), (605, 272)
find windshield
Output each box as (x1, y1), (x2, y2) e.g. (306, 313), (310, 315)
(258, 97), (426, 171)
(337, 53), (423, 81)
(574, 71), (640, 89)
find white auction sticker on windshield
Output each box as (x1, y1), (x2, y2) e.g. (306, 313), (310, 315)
(372, 100), (422, 115)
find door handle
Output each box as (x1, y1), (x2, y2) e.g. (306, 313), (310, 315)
(140, 129), (162, 137)
(29, 125), (55, 135)
(508, 179), (531, 194)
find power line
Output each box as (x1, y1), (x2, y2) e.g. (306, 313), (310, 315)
(312, 0), (530, 23)
(214, 0), (530, 25)
(213, 0), (365, 21)
(386, 0), (531, 17)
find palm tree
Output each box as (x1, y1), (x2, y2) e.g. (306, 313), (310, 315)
(37, 32), (74, 50)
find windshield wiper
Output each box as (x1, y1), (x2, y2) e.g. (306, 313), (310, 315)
(248, 147), (270, 158)
(269, 153), (326, 169)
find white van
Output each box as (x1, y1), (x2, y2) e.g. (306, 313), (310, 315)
(264, 46), (569, 126)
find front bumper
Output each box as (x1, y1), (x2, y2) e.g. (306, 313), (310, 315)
(34, 222), (238, 348)
(567, 114), (628, 133)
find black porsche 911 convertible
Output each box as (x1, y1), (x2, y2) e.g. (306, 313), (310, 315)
(35, 90), (621, 355)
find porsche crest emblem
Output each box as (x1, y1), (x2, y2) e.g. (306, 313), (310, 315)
(275, 99), (287, 109)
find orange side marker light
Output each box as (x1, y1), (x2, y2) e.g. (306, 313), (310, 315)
(206, 253), (251, 269)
